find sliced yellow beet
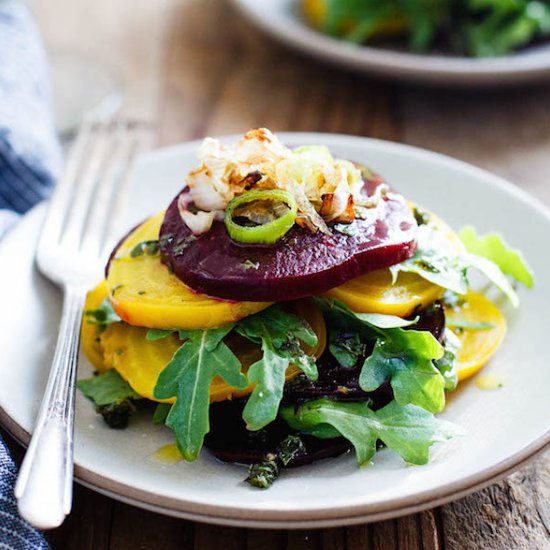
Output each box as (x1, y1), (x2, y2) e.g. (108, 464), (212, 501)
(82, 280), (327, 402)
(81, 280), (110, 373)
(449, 292), (507, 382)
(325, 208), (462, 316)
(106, 212), (271, 330)
(326, 269), (445, 317)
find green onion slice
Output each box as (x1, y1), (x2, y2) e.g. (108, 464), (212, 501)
(224, 190), (298, 245)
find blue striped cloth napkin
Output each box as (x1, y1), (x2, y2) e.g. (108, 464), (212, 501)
(0, 0), (61, 236)
(0, 0), (61, 547)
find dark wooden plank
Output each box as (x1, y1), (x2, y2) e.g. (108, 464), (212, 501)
(246, 528), (286, 550)
(286, 529), (322, 550)
(109, 501), (195, 550)
(193, 523), (247, 550)
(345, 524), (370, 550)
(47, 485), (113, 550)
(321, 527), (346, 550)
(440, 451), (550, 550)
(370, 520), (397, 550)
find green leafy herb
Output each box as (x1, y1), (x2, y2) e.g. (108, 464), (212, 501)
(320, 299), (445, 413)
(78, 370), (140, 406)
(130, 239), (160, 258)
(390, 224), (528, 307)
(242, 259), (260, 270)
(85, 298), (121, 330)
(146, 329), (176, 341)
(329, 330), (366, 368)
(236, 305), (318, 430)
(458, 226), (534, 288)
(245, 435), (306, 489)
(281, 398), (461, 466)
(246, 458), (279, 489)
(153, 326), (247, 460)
(77, 370), (141, 429)
(320, 0), (550, 57)
(153, 403), (172, 425)
(111, 284), (123, 296)
(434, 329), (461, 392)
(360, 327), (446, 413)
(446, 319), (496, 331)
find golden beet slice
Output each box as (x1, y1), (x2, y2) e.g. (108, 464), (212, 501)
(450, 292), (507, 382)
(325, 208), (462, 317)
(81, 284), (327, 403)
(106, 212), (271, 329)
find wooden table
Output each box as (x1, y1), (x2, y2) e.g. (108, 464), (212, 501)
(18, 0), (550, 547)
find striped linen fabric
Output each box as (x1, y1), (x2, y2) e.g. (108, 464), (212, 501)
(0, 1), (61, 546)
(0, 438), (49, 549)
(0, 0), (61, 237)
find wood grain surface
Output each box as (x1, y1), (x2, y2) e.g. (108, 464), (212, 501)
(21, 0), (550, 548)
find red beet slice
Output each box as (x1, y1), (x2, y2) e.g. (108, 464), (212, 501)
(159, 175), (417, 302)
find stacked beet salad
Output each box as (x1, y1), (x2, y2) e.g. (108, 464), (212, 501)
(79, 129), (533, 488)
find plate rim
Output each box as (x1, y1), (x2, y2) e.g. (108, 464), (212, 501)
(228, 0), (550, 85)
(2, 134), (550, 528)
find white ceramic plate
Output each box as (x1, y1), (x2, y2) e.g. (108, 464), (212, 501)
(229, 0), (550, 86)
(1, 134), (549, 529)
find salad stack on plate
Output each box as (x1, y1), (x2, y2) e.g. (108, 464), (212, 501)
(78, 129), (533, 488)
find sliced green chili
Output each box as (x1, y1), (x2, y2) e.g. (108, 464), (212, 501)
(224, 189), (297, 245)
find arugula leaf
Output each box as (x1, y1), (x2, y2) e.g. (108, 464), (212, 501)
(329, 330), (366, 368)
(153, 326), (247, 460)
(459, 226), (534, 288)
(78, 370), (141, 429)
(78, 369), (140, 406)
(360, 328), (446, 413)
(390, 223), (526, 306)
(153, 403), (172, 425)
(434, 329), (461, 391)
(389, 224), (469, 294)
(85, 298), (121, 330)
(146, 329), (176, 341)
(236, 305), (318, 430)
(281, 398), (461, 466)
(319, 299), (446, 413)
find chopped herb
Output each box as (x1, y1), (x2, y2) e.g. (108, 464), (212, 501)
(413, 206), (431, 226)
(242, 259), (260, 270)
(333, 222), (358, 237)
(130, 240), (160, 258)
(111, 284), (124, 296)
(173, 235), (197, 255)
(246, 435), (306, 489)
(137, 291), (146, 296)
(77, 370), (141, 429)
(246, 457), (279, 489)
(85, 298), (121, 330)
(97, 400), (137, 429)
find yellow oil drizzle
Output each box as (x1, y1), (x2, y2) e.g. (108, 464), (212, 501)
(475, 374), (505, 390)
(151, 444), (183, 464)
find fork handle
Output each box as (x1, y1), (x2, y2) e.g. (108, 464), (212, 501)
(15, 285), (86, 529)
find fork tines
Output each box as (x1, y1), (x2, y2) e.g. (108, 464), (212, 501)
(37, 118), (153, 283)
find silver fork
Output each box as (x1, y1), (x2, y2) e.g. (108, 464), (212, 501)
(15, 117), (149, 529)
